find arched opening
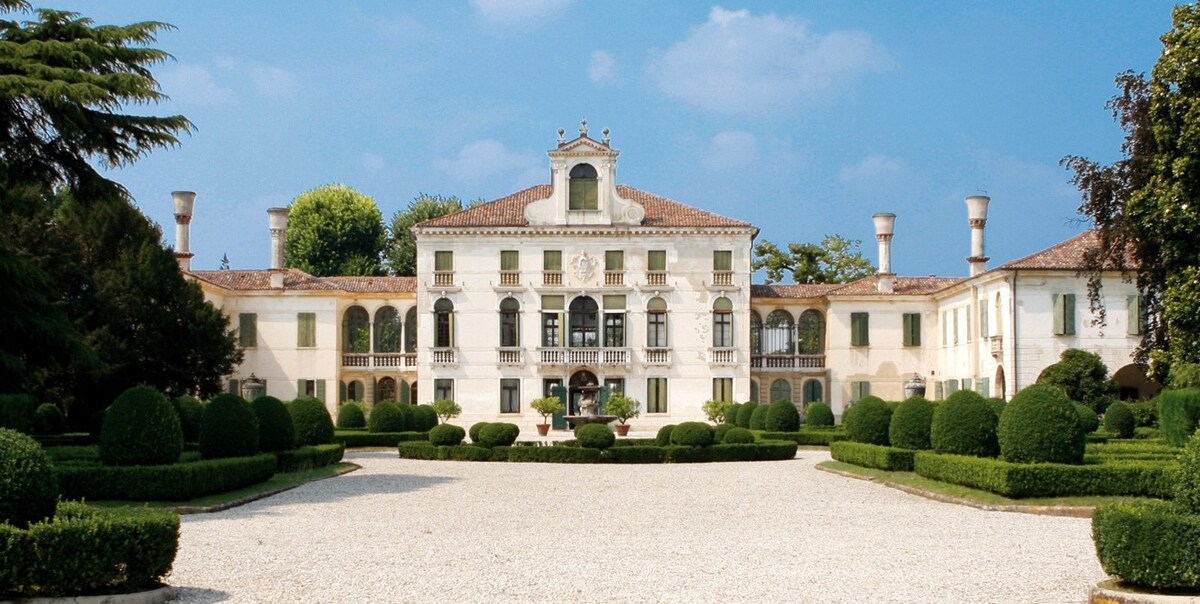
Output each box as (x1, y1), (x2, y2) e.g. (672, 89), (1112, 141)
(499, 298), (520, 347)
(750, 379), (760, 404)
(995, 365), (1007, 400)
(374, 306), (400, 353)
(770, 378), (792, 403)
(802, 379), (823, 404)
(377, 376), (397, 401)
(798, 309), (825, 354)
(409, 381), (418, 405)
(764, 310), (795, 355)
(750, 311), (762, 355)
(712, 297), (733, 347)
(569, 296), (598, 347)
(568, 369), (600, 416)
(1112, 364), (1162, 400)
(569, 163), (599, 210)
(646, 297), (668, 347)
(404, 307), (418, 353)
(344, 379), (365, 402)
(433, 298), (454, 348)
(343, 306), (369, 353)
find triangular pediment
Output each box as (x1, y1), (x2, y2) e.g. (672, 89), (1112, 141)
(550, 135), (616, 156)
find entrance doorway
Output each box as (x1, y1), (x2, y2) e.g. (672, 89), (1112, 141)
(568, 370), (599, 416)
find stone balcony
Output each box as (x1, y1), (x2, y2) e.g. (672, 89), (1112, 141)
(750, 354), (826, 370)
(341, 352), (417, 370)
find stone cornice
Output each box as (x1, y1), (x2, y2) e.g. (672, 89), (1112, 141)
(415, 225), (758, 238)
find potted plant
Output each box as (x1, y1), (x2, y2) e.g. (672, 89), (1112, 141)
(605, 394), (640, 436)
(530, 396), (564, 436)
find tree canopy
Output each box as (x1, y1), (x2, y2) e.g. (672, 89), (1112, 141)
(283, 184), (387, 277)
(386, 194), (469, 276)
(1035, 348), (1117, 413)
(752, 234), (875, 284)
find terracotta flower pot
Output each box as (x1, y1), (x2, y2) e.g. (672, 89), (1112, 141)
(614, 424), (630, 436)
(536, 423), (550, 436)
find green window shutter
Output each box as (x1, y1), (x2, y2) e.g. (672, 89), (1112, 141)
(1127, 295), (1141, 336)
(435, 251), (453, 271)
(1064, 294), (1076, 336)
(851, 313), (869, 346)
(228, 378), (240, 395)
(902, 313), (920, 347)
(1053, 294), (1065, 335)
(965, 310), (971, 342)
(339, 381), (348, 403)
(978, 377), (990, 398)
(544, 250), (562, 271)
(298, 313), (316, 347)
(713, 250), (732, 271)
(961, 378), (972, 392)
(648, 250), (666, 271)
(297, 379), (305, 397)
(941, 312), (948, 345)
(605, 250), (624, 271)
(979, 303), (989, 338)
(934, 381), (943, 400)
(239, 313), (257, 347)
(500, 250), (519, 271)
(952, 310), (959, 344)
(316, 379), (326, 401)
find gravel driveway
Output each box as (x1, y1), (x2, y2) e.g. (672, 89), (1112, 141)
(168, 449), (1105, 603)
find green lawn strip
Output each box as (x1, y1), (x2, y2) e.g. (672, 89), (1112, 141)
(85, 462), (359, 513)
(817, 460), (1156, 515)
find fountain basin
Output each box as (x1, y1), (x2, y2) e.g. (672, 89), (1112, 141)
(564, 415), (617, 429)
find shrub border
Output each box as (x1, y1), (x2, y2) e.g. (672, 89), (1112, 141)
(397, 440), (798, 464)
(276, 444), (345, 472)
(1093, 500), (1200, 590)
(830, 441), (915, 471)
(912, 451), (1176, 499)
(334, 430), (428, 447)
(55, 454), (277, 501)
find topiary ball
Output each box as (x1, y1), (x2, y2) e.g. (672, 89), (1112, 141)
(736, 402), (758, 428)
(713, 423), (735, 443)
(986, 397), (1007, 419)
(749, 405), (770, 430)
(998, 384), (1084, 464)
(575, 424), (616, 449)
(1104, 400), (1136, 439)
(655, 425), (675, 446)
(429, 423), (466, 446)
(32, 403), (65, 435)
(251, 396), (295, 453)
(289, 396), (334, 446)
(725, 402), (742, 425)
(1174, 428), (1200, 514)
(469, 422), (489, 444)
(670, 421), (714, 447)
(413, 404), (439, 432)
(0, 428), (58, 528)
(722, 426), (754, 444)
(199, 393), (260, 459)
(368, 402), (406, 433)
(1074, 402), (1100, 435)
(173, 395), (204, 443)
(844, 396), (892, 446)
(100, 385), (184, 466)
(765, 400), (801, 432)
(805, 402), (835, 427)
(478, 422), (520, 448)
(336, 403), (366, 429)
(930, 390), (999, 458)
(889, 396), (935, 450)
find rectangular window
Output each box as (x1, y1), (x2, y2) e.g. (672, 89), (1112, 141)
(851, 381), (871, 402)
(647, 311), (668, 347)
(941, 311), (948, 346)
(434, 251), (453, 271)
(850, 312), (869, 346)
(239, 313), (257, 348)
(953, 309), (960, 344)
(542, 296), (564, 346)
(500, 250), (519, 271)
(605, 250), (624, 271)
(297, 312), (316, 348)
(713, 250), (732, 271)
(604, 313), (625, 347)
(713, 378), (733, 402)
(297, 379), (319, 397)
(979, 300), (989, 339)
(648, 250), (666, 271)
(965, 307), (971, 342)
(604, 378), (625, 395)
(500, 379), (520, 413)
(976, 377), (990, 398)
(946, 379), (960, 394)
(543, 378), (563, 397)
(647, 378), (668, 413)
(434, 379), (454, 401)
(1128, 295), (1147, 336)
(902, 313), (921, 347)
(1053, 293), (1077, 336)
(544, 250), (562, 271)
(713, 312), (733, 347)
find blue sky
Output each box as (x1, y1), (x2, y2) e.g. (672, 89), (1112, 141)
(50, 0), (1178, 278)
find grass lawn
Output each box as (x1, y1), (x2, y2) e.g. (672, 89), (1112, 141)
(86, 462), (358, 512)
(818, 460), (1159, 510)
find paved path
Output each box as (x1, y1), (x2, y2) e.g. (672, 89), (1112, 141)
(169, 449), (1105, 603)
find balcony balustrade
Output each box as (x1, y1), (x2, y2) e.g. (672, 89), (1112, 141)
(709, 347), (736, 365)
(749, 354), (826, 369)
(543, 271), (562, 286)
(433, 271), (454, 286)
(537, 347), (629, 366)
(712, 271), (733, 286)
(644, 348), (671, 366)
(646, 271), (667, 286)
(604, 270), (624, 286)
(497, 347), (523, 365)
(341, 352), (418, 370)
(499, 271), (520, 286)
(432, 347), (457, 366)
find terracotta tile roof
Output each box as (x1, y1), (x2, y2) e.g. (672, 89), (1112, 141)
(416, 184), (754, 229)
(998, 230), (1136, 271)
(322, 276), (416, 293)
(751, 283), (842, 299)
(190, 270), (416, 293)
(827, 275), (965, 296)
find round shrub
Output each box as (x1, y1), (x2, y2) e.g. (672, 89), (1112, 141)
(288, 396), (334, 446)
(0, 428), (58, 528)
(670, 421), (714, 447)
(749, 405), (769, 430)
(478, 422), (519, 448)
(429, 423), (466, 446)
(100, 385), (184, 466)
(412, 404), (439, 432)
(33, 403), (65, 435)
(655, 424), (675, 446)
(1176, 428), (1200, 514)
(469, 422), (489, 444)
(1074, 402), (1100, 434)
(1159, 388), (1200, 446)
(575, 424), (616, 449)
(843, 396), (892, 446)
(251, 396), (295, 453)
(336, 403), (366, 429)
(368, 402), (407, 433)
(985, 397), (1007, 419)
(722, 426), (754, 444)
(805, 402), (834, 427)
(889, 396), (935, 450)
(1104, 400), (1136, 439)
(765, 400), (801, 432)
(173, 395), (204, 442)
(998, 384), (1084, 464)
(725, 402), (742, 425)
(736, 402), (758, 428)
(199, 393), (259, 459)
(713, 423), (735, 443)
(931, 390), (998, 458)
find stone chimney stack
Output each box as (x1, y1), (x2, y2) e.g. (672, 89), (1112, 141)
(873, 212), (896, 294)
(267, 207), (289, 288)
(172, 191), (196, 272)
(965, 195), (991, 276)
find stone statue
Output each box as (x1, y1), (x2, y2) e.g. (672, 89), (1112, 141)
(579, 392), (598, 416)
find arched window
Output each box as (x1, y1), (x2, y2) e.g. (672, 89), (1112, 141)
(750, 311), (762, 355)
(802, 379), (823, 404)
(434, 298), (454, 348)
(798, 309), (825, 354)
(569, 296), (598, 347)
(770, 378), (792, 403)
(345, 379), (365, 402)
(569, 163), (598, 210)
(764, 310), (795, 355)
(403, 307), (418, 353)
(343, 306), (369, 353)
(374, 306), (400, 353)
(750, 379), (760, 404)
(712, 297), (733, 347)
(378, 376), (397, 401)
(499, 298), (520, 347)
(646, 297), (668, 347)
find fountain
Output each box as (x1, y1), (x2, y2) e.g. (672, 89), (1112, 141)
(564, 382), (617, 429)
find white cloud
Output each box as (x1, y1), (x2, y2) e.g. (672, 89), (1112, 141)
(434, 139), (540, 185)
(247, 65), (299, 100)
(588, 50), (616, 85)
(470, 0), (570, 27)
(648, 6), (891, 114)
(702, 130), (758, 170)
(838, 154), (908, 183)
(158, 64), (233, 106)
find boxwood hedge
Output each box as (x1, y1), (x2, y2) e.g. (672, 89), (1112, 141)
(1093, 500), (1200, 590)
(765, 400), (801, 432)
(275, 444), (345, 473)
(830, 441), (915, 471)
(889, 396), (934, 450)
(54, 453), (277, 501)
(101, 386), (184, 466)
(1104, 400), (1136, 439)
(736, 402), (758, 428)
(844, 396), (891, 446)
(912, 451), (1175, 499)
(334, 430), (427, 447)
(757, 429), (847, 446)
(1159, 388), (1200, 446)
(805, 402), (835, 427)
(998, 383), (1084, 464)
(931, 390), (998, 458)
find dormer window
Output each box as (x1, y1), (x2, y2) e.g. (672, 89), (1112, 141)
(569, 163), (598, 210)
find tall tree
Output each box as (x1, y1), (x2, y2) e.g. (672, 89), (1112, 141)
(386, 194), (467, 276)
(1063, 5), (1200, 379)
(752, 234), (875, 284)
(283, 184), (387, 277)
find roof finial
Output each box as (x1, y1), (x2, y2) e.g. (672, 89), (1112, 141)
(557, 127), (565, 144)
(579, 118), (588, 137)
(601, 127), (610, 145)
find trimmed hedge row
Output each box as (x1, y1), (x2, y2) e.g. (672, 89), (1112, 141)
(55, 454), (277, 501)
(398, 440), (798, 464)
(1093, 500), (1200, 590)
(0, 502), (178, 598)
(276, 444), (345, 472)
(912, 451), (1175, 499)
(757, 429), (847, 446)
(829, 441), (915, 471)
(334, 430), (428, 447)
